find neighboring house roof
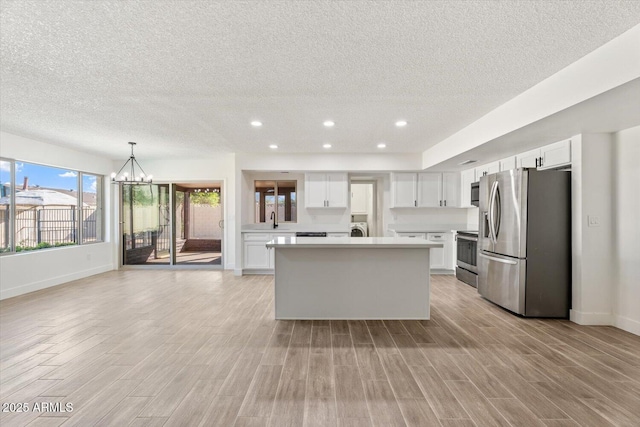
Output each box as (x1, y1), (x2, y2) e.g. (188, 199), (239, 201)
(0, 189), (88, 206)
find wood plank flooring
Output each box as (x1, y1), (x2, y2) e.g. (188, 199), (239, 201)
(1, 270), (640, 426)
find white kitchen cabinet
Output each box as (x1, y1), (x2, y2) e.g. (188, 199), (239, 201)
(305, 173), (348, 208)
(417, 173), (442, 207)
(475, 161), (500, 181)
(517, 148), (540, 168)
(499, 155), (517, 171)
(517, 139), (572, 169)
(395, 231), (455, 271)
(541, 139), (571, 169)
(243, 232), (295, 271)
(351, 184), (369, 214)
(427, 233), (447, 269)
(243, 233), (272, 269)
(391, 173), (418, 207)
(460, 168), (476, 208)
(395, 232), (427, 239)
(442, 172), (459, 207)
(391, 172), (459, 208)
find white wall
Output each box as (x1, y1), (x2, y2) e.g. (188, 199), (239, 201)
(570, 134), (616, 325)
(0, 132), (116, 299)
(612, 126), (640, 335)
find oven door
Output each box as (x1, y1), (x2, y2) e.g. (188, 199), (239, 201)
(456, 236), (477, 273)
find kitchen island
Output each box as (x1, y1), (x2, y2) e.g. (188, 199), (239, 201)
(266, 236), (443, 319)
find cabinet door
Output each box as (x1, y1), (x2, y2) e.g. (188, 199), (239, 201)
(351, 183), (368, 214)
(326, 173), (348, 208)
(541, 139), (571, 169)
(460, 169), (476, 208)
(429, 247), (446, 269)
(499, 156), (517, 172)
(244, 241), (270, 269)
(417, 173), (442, 207)
(442, 172), (459, 207)
(474, 161), (499, 181)
(391, 173), (417, 207)
(305, 173), (327, 208)
(517, 148), (540, 168)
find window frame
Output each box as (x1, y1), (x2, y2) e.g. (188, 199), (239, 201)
(0, 157), (105, 255)
(254, 180), (298, 224)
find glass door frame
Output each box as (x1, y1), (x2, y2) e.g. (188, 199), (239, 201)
(119, 181), (224, 269)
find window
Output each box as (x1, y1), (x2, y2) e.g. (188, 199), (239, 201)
(0, 157), (104, 254)
(81, 174), (103, 244)
(255, 180), (297, 223)
(0, 159), (11, 253)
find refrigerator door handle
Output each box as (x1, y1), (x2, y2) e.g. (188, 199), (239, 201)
(488, 181), (498, 243)
(479, 252), (517, 265)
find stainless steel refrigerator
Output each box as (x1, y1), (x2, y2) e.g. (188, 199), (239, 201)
(478, 168), (571, 317)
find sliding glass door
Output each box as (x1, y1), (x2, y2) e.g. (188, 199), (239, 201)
(121, 182), (223, 267)
(122, 184), (170, 265)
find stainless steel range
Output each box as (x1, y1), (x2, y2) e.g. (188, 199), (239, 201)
(456, 230), (478, 287)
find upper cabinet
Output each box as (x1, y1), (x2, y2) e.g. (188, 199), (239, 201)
(305, 172), (348, 208)
(391, 172), (459, 208)
(499, 155), (517, 171)
(351, 183), (369, 214)
(517, 139), (571, 169)
(474, 161), (499, 181)
(391, 173), (418, 207)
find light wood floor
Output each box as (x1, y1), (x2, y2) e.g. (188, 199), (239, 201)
(1, 271), (640, 427)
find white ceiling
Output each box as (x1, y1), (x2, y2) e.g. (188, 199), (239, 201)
(1, 1), (640, 161)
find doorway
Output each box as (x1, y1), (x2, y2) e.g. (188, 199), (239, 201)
(350, 178), (378, 237)
(173, 183), (223, 266)
(121, 182), (223, 267)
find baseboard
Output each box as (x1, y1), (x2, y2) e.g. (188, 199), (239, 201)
(569, 309), (613, 325)
(234, 268), (243, 276)
(0, 264), (113, 300)
(614, 315), (640, 336)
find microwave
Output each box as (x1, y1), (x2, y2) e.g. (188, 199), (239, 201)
(470, 182), (480, 206)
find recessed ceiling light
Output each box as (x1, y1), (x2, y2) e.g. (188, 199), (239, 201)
(395, 120), (407, 127)
(251, 121), (263, 127)
(323, 143), (332, 149)
(269, 144), (278, 149)
(323, 120), (335, 127)
(377, 143), (386, 149)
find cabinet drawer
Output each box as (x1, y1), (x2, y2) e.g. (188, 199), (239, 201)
(243, 233), (271, 241)
(396, 232), (426, 239)
(427, 233), (446, 241)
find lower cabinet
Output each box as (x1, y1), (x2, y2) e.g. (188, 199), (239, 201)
(243, 232), (295, 271)
(395, 231), (454, 271)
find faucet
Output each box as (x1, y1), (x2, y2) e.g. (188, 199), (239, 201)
(270, 211), (278, 229)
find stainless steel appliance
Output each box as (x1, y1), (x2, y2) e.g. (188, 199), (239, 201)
(478, 168), (570, 317)
(295, 232), (327, 237)
(456, 231), (478, 287)
(470, 181), (480, 207)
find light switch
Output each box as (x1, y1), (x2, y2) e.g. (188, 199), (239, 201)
(587, 215), (600, 227)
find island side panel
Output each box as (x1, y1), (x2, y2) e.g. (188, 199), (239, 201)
(274, 247), (430, 319)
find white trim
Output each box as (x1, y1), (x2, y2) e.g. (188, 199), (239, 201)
(569, 309), (613, 325)
(0, 264), (113, 300)
(614, 315), (640, 337)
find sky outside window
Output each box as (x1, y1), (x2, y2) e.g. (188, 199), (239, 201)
(15, 162), (78, 192)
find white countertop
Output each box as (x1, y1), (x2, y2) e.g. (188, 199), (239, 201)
(242, 224), (349, 233)
(266, 236), (444, 249)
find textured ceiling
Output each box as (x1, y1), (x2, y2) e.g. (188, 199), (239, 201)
(1, 1), (640, 160)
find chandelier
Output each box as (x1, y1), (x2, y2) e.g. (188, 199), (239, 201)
(111, 142), (153, 184)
